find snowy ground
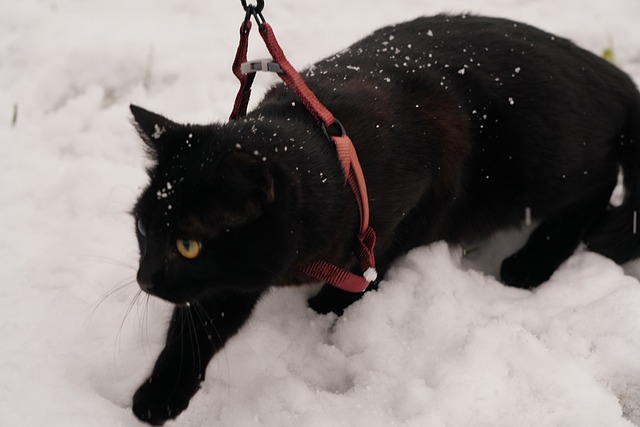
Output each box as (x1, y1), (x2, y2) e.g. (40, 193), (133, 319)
(2, 0), (640, 426)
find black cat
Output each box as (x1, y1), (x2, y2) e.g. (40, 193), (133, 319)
(129, 14), (640, 425)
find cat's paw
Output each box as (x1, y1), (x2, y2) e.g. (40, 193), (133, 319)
(308, 283), (369, 316)
(132, 377), (196, 426)
(308, 292), (344, 315)
(500, 251), (552, 289)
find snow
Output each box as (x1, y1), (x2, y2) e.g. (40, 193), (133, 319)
(2, 0), (640, 426)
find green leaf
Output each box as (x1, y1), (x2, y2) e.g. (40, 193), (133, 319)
(602, 38), (615, 64)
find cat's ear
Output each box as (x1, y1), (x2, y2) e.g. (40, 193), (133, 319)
(129, 104), (179, 150)
(221, 151), (276, 204)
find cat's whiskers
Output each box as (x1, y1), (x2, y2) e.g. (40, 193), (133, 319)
(193, 304), (225, 345)
(77, 254), (137, 271)
(82, 254), (162, 355)
(115, 289), (143, 354)
(192, 301), (231, 400)
(163, 306), (205, 395)
(172, 308), (186, 394)
(79, 252), (137, 311)
(89, 276), (137, 320)
(191, 302), (223, 349)
(186, 306), (203, 380)
(82, 256), (152, 356)
(139, 293), (153, 353)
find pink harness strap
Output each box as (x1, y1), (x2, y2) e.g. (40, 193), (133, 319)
(230, 17), (377, 293)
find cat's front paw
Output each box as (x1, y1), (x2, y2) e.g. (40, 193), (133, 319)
(500, 251), (551, 289)
(308, 292), (342, 315)
(132, 377), (196, 425)
(308, 284), (367, 316)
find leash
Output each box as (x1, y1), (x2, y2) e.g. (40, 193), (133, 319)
(230, 0), (377, 293)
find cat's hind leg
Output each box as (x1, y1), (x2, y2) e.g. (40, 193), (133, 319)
(584, 105), (640, 263)
(500, 182), (615, 289)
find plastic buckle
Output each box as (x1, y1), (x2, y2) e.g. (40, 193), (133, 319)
(240, 59), (283, 74)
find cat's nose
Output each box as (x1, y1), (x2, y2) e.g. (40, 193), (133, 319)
(136, 269), (156, 293)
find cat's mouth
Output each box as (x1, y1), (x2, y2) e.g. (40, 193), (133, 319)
(139, 285), (188, 305)
(137, 274), (197, 305)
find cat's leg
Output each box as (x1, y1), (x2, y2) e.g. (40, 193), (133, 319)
(308, 254), (404, 315)
(132, 290), (263, 425)
(308, 202), (438, 315)
(308, 281), (377, 315)
(500, 185), (614, 289)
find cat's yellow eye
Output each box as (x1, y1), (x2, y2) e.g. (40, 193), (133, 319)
(176, 239), (201, 259)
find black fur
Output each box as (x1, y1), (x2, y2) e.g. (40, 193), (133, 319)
(129, 14), (640, 424)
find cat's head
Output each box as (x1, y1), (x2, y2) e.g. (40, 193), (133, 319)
(130, 105), (298, 304)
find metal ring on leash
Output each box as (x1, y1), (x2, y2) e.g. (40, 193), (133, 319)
(240, 0), (266, 28)
(240, 0), (264, 13)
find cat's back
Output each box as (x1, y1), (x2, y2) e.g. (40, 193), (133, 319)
(293, 14), (640, 243)
(265, 14), (636, 128)
(332, 14), (634, 95)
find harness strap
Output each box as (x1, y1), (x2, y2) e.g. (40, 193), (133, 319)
(230, 20), (256, 120)
(230, 16), (377, 293)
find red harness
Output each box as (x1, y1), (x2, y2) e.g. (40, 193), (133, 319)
(229, 9), (377, 293)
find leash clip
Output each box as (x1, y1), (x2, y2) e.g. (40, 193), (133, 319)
(240, 0), (264, 13)
(240, 0), (266, 29)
